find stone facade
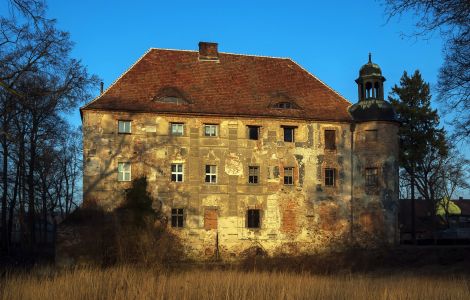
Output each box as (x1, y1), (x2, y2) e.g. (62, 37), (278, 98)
(77, 43), (399, 260)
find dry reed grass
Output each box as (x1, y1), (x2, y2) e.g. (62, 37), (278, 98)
(1, 266), (469, 300)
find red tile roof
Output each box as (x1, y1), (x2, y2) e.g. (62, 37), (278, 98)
(82, 48), (352, 121)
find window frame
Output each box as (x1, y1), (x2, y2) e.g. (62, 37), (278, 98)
(282, 126), (296, 143)
(248, 166), (260, 184)
(171, 163), (184, 182)
(284, 167), (294, 185)
(204, 124), (218, 137)
(170, 123), (184, 136)
(205, 165), (217, 184)
(118, 120), (132, 134)
(247, 209), (261, 229)
(171, 208), (184, 228)
(365, 167), (379, 187)
(117, 162), (131, 182)
(324, 130), (336, 150)
(324, 168), (335, 187)
(365, 129), (378, 142)
(247, 125), (260, 140)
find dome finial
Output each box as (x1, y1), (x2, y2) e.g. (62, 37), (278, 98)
(368, 52), (372, 63)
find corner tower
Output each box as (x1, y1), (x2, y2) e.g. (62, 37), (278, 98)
(349, 54), (400, 245)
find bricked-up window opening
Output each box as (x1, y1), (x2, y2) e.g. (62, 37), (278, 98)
(171, 163), (183, 182)
(171, 208), (184, 228)
(365, 129), (378, 142)
(118, 120), (131, 134)
(204, 124), (218, 137)
(248, 166), (259, 184)
(284, 167), (294, 185)
(247, 209), (260, 228)
(171, 123), (184, 136)
(366, 168), (378, 187)
(324, 168), (335, 186)
(248, 126), (260, 140)
(118, 162), (131, 181)
(205, 165), (217, 183)
(325, 130), (336, 150)
(283, 127), (295, 142)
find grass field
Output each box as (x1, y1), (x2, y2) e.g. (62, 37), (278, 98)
(1, 266), (469, 300)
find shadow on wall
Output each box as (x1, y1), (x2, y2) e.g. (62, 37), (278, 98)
(56, 177), (184, 267)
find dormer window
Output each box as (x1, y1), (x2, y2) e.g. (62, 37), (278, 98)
(154, 87), (189, 105)
(274, 102), (293, 109)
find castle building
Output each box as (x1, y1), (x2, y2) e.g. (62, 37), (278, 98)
(80, 42), (399, 259)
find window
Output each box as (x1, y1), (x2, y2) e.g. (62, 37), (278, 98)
(325, 168), (335, 186)
(204, 124), (218, 137)
(247, 126), (260, 140)
(205, 165), (217, 183)
(365, 130), (378, 142)
(247, 209), (260, 228)
(171, 123), (184, 136)
(117, 162), (131, 181)
(284, 167), (294, 185)
(171, 208), (184, 228)
(366, 168), (378, 187)
(118, 120), (131, 134)
(171, 163), (183, 182)
(275, 102), (293, 109)
(325, 130), (336, 150)
(248, 166), (259, 184)
(283, 127), (295, 142)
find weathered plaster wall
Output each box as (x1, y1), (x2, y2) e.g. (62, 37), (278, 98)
(80, 110), (399, 260)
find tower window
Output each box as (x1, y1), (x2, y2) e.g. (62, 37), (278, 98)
(365, 130), (378, 142)
(365, 82), (372, 99)
(171, 208), (184, 228)
(324, 168), (335, 186)
(374, 82), (380, 99)
(324, 130), (336, 150)
(247, 209), (260, 228)
(366, 168), (378, 187)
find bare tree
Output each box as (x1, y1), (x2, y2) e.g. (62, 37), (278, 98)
(384, 0), (470, 142)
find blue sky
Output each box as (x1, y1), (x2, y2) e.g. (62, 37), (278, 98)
(40, 0), (467, 196)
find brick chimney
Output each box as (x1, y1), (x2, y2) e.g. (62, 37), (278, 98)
(198, 42), (219, 61)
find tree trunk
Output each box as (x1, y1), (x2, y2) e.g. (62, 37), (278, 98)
(27, 122), (37, 250)
(411, 169), (416, 245)
(1, 128), (8, 252)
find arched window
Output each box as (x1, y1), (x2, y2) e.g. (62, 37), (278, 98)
(374, 82), (380, 99)
(365, 82), (372, 99)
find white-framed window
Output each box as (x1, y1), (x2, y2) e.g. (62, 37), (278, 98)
(248, 166), (259, 184)
(171, 123), (184, 136)
(204, 124), (218, 137)
(284, 167), (294, 185)
(171, 163), (184, 182)
(205, 165), (217, 183)
(118, 120), (131, 134)
(118, 162), (131, 181)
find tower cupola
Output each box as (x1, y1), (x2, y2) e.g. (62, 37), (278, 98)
(349, 54), (397, 122)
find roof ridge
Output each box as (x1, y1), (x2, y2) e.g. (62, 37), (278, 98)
(149, 47), (290, 60)
(81, 48), (153, 110)
(287, 59), (352, 105)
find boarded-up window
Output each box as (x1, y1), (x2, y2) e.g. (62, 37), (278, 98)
(247, 209), (260, 228)
(365, 130), (378, 142)
(324, 130), (336, 150)
(204, 208), (218, 230)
